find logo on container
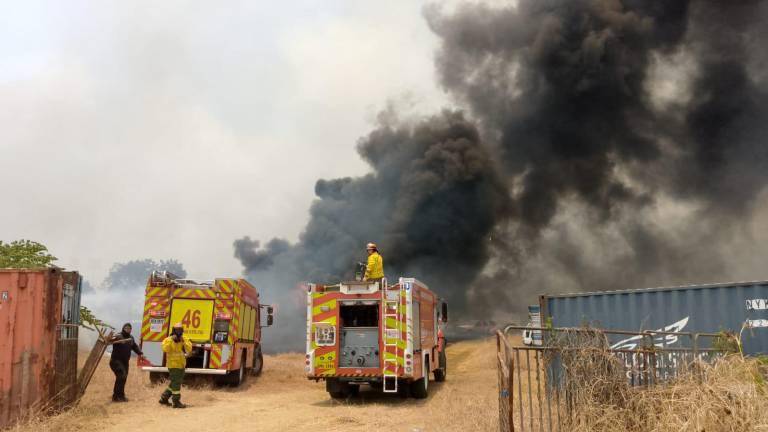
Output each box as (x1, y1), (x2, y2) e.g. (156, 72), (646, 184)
(610, 317), (689, 350)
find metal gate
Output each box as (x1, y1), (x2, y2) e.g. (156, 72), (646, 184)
(496, 327), (723, 432)
(54, 272), (81, 410)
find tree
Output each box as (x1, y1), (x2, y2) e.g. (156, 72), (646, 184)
(0, 240), (57, 268)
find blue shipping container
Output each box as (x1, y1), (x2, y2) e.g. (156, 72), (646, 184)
(541, 280), (768, 355)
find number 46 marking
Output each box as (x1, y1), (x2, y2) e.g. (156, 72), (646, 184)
(181, 310), (201, 328)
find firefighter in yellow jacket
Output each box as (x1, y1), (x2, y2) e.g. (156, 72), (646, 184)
(159, 323), (192, 408)
(364, 242), (384, 285)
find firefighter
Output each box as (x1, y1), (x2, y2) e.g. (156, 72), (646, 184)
(364, 242), (384, 285)
(159, 322), (192, 408)
(109, 323), (144, 402)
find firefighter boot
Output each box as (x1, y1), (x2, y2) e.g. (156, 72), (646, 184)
(171, 394), (186, 409)
(159, 390), (172, 406)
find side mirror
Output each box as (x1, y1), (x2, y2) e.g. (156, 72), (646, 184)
(441, 302), (448, 323)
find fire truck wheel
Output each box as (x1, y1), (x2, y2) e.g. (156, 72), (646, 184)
(434, 350), (447, 382)
(149, 372), (167, 384)
(411, 356), (429, 399)
(250, 348), (263, 376)
(326, 379), (353, 399)
(227, 351), (247, 387)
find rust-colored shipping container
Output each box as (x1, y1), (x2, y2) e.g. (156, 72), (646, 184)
(0, 268), (81, 428)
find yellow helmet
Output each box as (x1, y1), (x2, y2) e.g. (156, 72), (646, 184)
(173, 322), (183, 329)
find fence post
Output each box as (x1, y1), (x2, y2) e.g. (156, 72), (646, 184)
(509, 344), (515, 432)
(497, 330), (514, 432)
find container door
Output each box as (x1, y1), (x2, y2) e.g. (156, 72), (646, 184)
(54, 272), (80, 409)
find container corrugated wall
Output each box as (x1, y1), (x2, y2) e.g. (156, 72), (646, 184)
(0, 268), (81, 428)
(542, 281), (768, 355)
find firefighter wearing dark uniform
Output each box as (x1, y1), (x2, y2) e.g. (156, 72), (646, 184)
(109, 323), (144, 402)
(159, 322), (192, 408)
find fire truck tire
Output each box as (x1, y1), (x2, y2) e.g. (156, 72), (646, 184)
(411, 356), (429, 399)
(326, 379), (354, 399)
(251, 347), (263, 376)
(226, 351), (247, 387)
(149, 372), (167, 384)
(434, 350), (447, 382)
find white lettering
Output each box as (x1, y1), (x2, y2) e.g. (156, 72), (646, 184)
(747, 319), (768, 328)
(746, 299), (768, 310)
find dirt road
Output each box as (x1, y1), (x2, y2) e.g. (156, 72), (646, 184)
(15, 338), (499, 432)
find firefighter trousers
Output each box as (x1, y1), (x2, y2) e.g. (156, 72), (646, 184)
(109, 359), (128, 399)
(161, 368), (185, 401)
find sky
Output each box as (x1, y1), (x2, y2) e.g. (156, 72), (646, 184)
(0, 0), (452, 283)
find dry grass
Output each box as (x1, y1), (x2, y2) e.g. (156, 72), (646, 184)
(510, 329), (768, 432)
(567, 355), (768, 432)
(9, 339), (499, 432)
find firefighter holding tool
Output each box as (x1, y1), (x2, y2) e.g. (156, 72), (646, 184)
(109, 323), (145, 402)
(159, 322), (192, 408)
(364, 242), (384, 285)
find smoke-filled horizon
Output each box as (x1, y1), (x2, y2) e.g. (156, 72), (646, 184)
(79, 259), (186, 348)
(236, 1), (768, 351)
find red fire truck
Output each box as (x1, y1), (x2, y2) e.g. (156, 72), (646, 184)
(138, 271), (273, 386)
(305, 277), (448, 398)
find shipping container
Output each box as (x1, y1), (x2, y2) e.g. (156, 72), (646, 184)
(0, 268), (81, 428)
(538, 280), (768, 355)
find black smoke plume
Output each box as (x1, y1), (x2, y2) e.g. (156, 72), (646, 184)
(237, 1), (768, 350)
(426, 0), (768, 313)
(236, 111), (510, 350)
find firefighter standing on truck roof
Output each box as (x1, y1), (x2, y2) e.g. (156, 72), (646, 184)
(109, 323), (144, 402)
(159, 323), (192, 409)
(364, 242), (384, 285)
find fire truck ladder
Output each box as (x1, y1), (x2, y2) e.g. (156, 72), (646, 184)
(382, 280), (401, 393)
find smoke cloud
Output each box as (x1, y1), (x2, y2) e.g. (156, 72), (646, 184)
(237, 110), (510, 350)
(237, 0), (768, 350)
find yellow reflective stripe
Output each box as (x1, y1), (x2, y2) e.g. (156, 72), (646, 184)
(385, 317), (400, 328)
(312, 299), (337, 316)
(383, 351), (405, 366)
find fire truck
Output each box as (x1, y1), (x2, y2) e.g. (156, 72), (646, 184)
(138, 271), (273, 386)
(305, 277), (448, 398)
